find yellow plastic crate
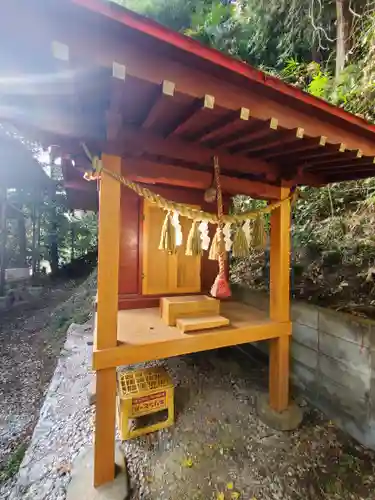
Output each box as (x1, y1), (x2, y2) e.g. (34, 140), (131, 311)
(117, 366), (174, 440)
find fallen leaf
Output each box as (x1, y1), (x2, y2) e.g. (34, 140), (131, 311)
(227, 482), (234, 490)
(231, 493), (240, 499)
(217, 493), (225, 500)
(181, 457), (193, 468)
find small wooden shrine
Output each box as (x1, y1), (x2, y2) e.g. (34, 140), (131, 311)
(3, 0), (375, 489)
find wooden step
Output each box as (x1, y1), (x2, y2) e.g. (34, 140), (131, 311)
(176, 315), (230, 333)
(160, 295), (220, 326)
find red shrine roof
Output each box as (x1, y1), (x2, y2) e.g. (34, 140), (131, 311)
(75, 0), (375, 139)
(1, 0), (375, 210)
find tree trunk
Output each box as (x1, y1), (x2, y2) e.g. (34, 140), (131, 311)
(71, 223), (75, 262)
(31, 198), (38, 277)
(36, 206), (41, 274)
(0, 188), (7, 296)
(335, 0), (351, 79)
(49, 168), (59, 275)
(16, 214), (27, 267)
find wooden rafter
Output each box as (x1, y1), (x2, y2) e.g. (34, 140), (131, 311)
(167, 94), (215, 138)
(243, 128), (304, 156)
(229, 118), (278, 154)
(118, 123), (279, 179)
(141, 80), (175, 129)
(198, 108), (249, 145)
(264, 136), (327, 161)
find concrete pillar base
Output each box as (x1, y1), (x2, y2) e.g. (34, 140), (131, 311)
(66, 445), (129, 500)
(256, 393), (303, 431)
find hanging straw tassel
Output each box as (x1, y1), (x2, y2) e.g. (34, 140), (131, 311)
(210, 156), (231, 299)
(232, 224), (250, 258)
(252, 213), (267, 249)
(186, 221), (203, 256)
(208, 228), (220, 260)
(159, 211), (176, 254)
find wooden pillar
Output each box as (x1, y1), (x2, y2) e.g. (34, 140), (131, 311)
(94, 155), (121, 487)
(269, 187), (291, 412)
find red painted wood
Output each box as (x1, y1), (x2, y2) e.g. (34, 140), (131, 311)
(73, 0), (375, 138)
(118, 188), (140, 295)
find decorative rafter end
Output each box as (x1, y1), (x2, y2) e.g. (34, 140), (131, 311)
(51, 41), (69, 61)
(270, 118), (278, 130)
(112, 61), (126, 81)
(203, 94), (215, 109)
(240, 107), (250, 120)
(296, 127), (304, 139)
(162, 80), (175, 96)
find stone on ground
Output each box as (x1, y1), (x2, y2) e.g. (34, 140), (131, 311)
(66, 446), (129, 500)
(256, 392), (303, 430)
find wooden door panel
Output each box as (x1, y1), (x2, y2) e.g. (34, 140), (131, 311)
(142, 201), (171, 295)
(175, 216), (201, 292)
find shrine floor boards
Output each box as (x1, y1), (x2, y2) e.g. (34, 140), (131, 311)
(93, 301), (291, 369)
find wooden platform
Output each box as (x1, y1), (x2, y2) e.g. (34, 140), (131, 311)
(93, 301), (291, 370)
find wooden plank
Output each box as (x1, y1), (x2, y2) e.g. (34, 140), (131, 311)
(121, 157), (283, 199)
(93, 318), (291, 370)
(161, 295), (220, 326)
(176, 315), (230, 333)
(94, 154), (121, 487)
(269, 187), (291, 412)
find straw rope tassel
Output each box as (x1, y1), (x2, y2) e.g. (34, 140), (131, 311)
(253, 213), (267, 249)
(159, 211), (176, 254)
(210, 157), (231, 299)
(186, 220), (203, 256)
(232, 224), (250, 257)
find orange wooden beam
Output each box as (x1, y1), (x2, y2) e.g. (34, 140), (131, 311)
(121, 157), (283, 199)
(94, 154), (121, 487)
(269, 187), (291, 412)
(92, 320), (291, 370)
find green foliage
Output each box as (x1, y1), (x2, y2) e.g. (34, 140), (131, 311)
(108, 1), (375, 308)
(0, 442), (27, 483)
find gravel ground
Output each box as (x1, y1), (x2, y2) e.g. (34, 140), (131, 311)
(2, 295), (375, 499)
(122, 350), (375, 500)
(0, 274), (95, 495)
(1, 321), (94, 500)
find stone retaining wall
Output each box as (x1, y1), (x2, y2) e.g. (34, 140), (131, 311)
(232, 285), (375, 449)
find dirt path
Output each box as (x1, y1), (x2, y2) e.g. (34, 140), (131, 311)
(0, 276), (95, 485)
